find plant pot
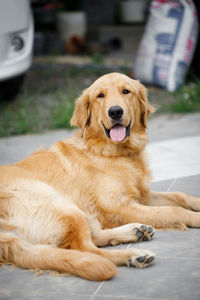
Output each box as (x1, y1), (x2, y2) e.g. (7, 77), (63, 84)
(57, 11), (87, 42)
(120, 0), (148, 23)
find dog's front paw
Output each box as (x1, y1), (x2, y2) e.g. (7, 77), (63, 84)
(133, 224), (155, 242)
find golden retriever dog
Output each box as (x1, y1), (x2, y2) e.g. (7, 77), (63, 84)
(0, 73), (200, 281)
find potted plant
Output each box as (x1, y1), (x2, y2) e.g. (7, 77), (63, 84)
(57, 0), (86, 42)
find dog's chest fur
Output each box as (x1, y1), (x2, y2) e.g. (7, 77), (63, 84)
(52, 139), (151, 221)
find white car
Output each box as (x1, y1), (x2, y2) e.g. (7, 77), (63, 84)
(0, 0), (34, 100)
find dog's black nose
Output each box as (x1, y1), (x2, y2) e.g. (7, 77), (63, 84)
(108, 106), (124, 120)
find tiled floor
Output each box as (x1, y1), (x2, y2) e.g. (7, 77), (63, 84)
(0, 175), (199, 300)
(147, 136), (200, 182)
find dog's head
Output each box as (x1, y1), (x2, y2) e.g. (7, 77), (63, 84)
(71, 73), (154, 155)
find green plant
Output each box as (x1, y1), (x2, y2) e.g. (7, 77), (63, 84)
(0, 95), (37, 137)
(169, 80), (200, 113)
(91, 52), (104, 64)
(51, 90), (75, 129)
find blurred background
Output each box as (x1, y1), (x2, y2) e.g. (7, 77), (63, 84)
(0, 0), (200, 137)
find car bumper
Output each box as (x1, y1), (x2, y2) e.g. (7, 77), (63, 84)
(0, 1), (34, 81)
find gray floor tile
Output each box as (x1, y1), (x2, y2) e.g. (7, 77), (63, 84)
(103, 243), (130, 250)
(96, 259), (200, 300)
(169, 175), (200, 197)
(0, 267), (100, 299)
(94, 296), (146, 300)
(29, 295), (90, 300)
(0, 292), (90, 300)
(130, 229), (200, 258)
(151, 179), (175, 192)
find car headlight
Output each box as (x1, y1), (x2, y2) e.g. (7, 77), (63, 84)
(12, 36), (24, 51)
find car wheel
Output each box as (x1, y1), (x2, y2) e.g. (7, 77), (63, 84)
(0, 74), (26, 101)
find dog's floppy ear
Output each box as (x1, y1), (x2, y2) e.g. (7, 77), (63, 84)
(70, 89), (91, 129)
(138, 83), (155, 128)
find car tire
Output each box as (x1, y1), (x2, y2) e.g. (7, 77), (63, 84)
(0, 74), (26, 101)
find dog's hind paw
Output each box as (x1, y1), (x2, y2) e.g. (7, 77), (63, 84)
(128, 250), (156, 269)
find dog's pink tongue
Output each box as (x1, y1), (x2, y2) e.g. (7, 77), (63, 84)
(110, 125), (126, 142)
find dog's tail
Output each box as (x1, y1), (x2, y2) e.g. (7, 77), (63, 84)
(0, 232), (116, 281)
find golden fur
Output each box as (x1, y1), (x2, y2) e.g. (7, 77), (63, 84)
(0, 73), (200, 280)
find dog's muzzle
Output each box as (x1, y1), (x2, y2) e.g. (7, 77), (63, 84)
(103, 122), (131, 142)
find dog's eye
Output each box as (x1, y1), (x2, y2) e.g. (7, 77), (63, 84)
(122, 89), (130, 95)
(97, 93), (104, 98)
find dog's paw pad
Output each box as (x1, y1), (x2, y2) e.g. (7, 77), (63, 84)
(146, 256), (154, 264)
(133, 224), (155, 242)
(134, 228), (143, 239)
(130, 251), (155, 268)
(141, 225), (147, 231)
(136, 256), (145, 263)
(148, 226), (154, 234)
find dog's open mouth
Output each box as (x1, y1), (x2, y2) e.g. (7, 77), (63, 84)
(103, 123), (130, 142)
